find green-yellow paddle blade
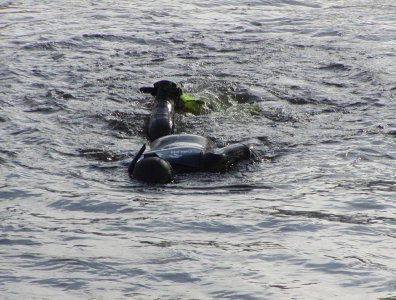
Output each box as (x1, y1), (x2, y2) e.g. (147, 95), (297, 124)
(178, 93), (209, 115)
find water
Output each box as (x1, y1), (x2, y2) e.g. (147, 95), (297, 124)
(1, 0), (395, 299)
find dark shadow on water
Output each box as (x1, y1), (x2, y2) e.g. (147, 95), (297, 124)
(78, 148), (127, 162)
(269, 208), (395, 225)
(49, 199), (133, 214)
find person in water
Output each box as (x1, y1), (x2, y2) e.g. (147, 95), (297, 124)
(140, 80), (209, 142)
(129, 80), (259, 184)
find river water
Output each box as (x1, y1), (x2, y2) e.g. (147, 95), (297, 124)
(1, 0), (396, 299)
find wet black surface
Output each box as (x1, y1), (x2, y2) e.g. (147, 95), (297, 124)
(1, 0), (396, 299)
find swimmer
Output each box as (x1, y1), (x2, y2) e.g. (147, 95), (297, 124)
(131, 80), (259, 184)
(140, 80), (209, 142)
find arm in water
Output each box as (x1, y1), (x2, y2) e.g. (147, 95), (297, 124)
(203, 143), (261, 172)
(140, 80), (181, 142)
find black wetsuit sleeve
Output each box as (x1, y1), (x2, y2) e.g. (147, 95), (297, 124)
(147, 99), (175, 142)
(202, 143), (252, 172)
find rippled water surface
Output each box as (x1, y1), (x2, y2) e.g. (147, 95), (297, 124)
(1, 0), (396, 299)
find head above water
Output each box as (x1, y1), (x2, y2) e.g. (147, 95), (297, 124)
(140, 80), (183, 100)
(132, 156), (174, 184)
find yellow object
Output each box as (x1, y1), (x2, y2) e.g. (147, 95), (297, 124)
(179, 93), (194, 103)
(177, 93), (209, 115)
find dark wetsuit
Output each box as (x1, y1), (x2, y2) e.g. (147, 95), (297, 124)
(129, 80), (259, 182)
(136, 134), (254, 173)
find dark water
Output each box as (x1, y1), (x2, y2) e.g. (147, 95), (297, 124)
(1, 0), (396, 299)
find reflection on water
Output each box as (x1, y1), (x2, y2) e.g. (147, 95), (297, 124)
(1, 0), (396, 299)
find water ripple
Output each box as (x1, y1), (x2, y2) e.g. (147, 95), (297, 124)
(1, 0), (395, 299)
